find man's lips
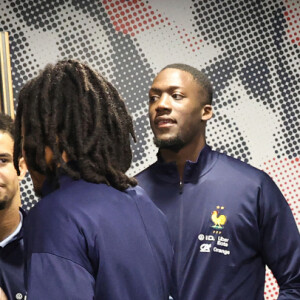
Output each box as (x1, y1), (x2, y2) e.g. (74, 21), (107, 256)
(154, 117), (176, 128)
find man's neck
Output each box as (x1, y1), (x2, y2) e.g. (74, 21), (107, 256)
(159, 137), (206, 180)
(0, 202), (21, 242)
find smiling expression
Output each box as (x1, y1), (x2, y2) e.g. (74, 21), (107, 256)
(0, 131), (25, 210)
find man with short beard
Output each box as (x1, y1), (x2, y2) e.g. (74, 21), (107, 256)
(136, 64), (300, 299)
(0, 113), (27, 300)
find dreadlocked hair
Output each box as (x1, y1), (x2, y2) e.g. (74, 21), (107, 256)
(14, 59), (137, 191)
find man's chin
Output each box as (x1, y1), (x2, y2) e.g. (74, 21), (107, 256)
(153, 136), (185, 152)
(0, 197), (11, 210)
(0, 201), (8, 210)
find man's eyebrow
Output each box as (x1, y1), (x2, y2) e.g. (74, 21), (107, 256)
(0, 153), (12, 158)
(149, 86), (183, 93)
(149, 87), (161, 93)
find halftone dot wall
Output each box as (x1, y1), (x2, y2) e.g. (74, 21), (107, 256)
(0, 1), (298, 299)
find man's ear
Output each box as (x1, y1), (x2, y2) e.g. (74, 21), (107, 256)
(201, 104), (213, 121)
(18, 157), (27, 181)
(45, 146), (54, 165)
(45, 145), (69, 167)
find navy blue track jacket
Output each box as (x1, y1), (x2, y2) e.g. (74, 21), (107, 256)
(137, 145), (300, 300)
(24, 175), (175, 300)
(0, 208), (26, 300)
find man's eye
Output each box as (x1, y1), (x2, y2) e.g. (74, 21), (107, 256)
(172, 93), (183, 100)
(149, 95), (159, 102)
(0, 159), (8, 164)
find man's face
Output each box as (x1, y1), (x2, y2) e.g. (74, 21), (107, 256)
(149, 68), (209, 150)
(0, 131), (25, 210)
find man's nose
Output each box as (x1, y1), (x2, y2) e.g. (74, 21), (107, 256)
(155, 94), (171, 112)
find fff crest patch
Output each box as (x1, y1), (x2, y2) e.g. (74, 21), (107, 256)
(211, 206), (227, 234)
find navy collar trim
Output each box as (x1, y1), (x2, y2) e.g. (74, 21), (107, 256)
(154, 144), (218, 183)
(41, 161), (80, 197)
(41, 174), (74, 198)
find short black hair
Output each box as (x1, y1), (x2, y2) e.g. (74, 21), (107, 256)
(0, 113), (14, 140)
(162, 63), (213, 104)
(14, 59), (137, 191)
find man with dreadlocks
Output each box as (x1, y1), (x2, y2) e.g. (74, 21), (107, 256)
(14, 59), (175, 299)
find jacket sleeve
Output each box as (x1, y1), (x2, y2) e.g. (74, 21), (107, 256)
(258, 173), (300, 299)
(26, 253), (95, 300)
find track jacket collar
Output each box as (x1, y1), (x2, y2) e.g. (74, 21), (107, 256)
(155, 144), (218, 183)
(0, 207), (26, 248)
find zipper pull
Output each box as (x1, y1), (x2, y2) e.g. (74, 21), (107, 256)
(179, 181), (184, 194)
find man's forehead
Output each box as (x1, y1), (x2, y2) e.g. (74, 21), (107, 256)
(0, 131), (14, 153)
(151, 68), (199, 90)
(0, 130), (14, 141)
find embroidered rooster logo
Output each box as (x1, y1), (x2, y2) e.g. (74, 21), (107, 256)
(211, 210), (227, 230)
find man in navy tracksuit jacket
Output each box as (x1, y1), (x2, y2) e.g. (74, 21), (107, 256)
(14, 60), (175, 299)
(0, 208), (26, 300)
(24, 175), (173, 300)
(136, 64), (300, 299)
(0, 113), (27, 300)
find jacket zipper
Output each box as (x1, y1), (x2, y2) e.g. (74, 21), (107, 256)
(179, 180), (184, 194)
(177, 179), (184, 292)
